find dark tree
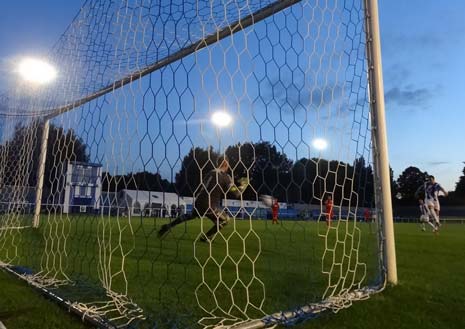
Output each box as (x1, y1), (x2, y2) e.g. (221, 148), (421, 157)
(226, 142), (293, 202)
(0, 121), (89, 188)
(396, 166), (429, 201)
(251, 141), (293, 202)
(102, 171), (175, 192)
(174, 143), (293, 200)
(390, 166), (398, 201)
(175, 146), (220, 196)
(454, 163), (465, 197)
(289, 158), (316, 203)
(353, 157), (375, 207)
(289, 158), (340, 204)
(172, 143), (378, 206)
(288, 157), (374, 207)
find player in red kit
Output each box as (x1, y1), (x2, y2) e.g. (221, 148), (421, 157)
(363, 208), (371, 222)
(271, 199), (279, 224)
(364, 207), (372, 232)
(324, 195), (333, 226)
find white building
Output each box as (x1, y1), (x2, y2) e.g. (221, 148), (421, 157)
(107, 189), (288, 218)
(63, 161), (102, 214)
(119, 189), (189, 217)
(222, 199), (287, 209)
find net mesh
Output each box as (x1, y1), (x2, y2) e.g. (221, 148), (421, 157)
(0, 0), (384, 328)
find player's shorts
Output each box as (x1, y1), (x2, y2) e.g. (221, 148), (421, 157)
(425, 198), (440, 211)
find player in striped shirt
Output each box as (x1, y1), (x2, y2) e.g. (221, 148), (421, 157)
(416, 175), (448, 232)
(418, 199), (435, 232)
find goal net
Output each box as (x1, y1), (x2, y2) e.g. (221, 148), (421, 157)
(0, 0), (387, 328)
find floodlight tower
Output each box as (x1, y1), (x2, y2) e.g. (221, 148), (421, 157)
(16, 57), (58, 228)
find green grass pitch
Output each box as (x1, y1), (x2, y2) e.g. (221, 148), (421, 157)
(1, 218), (464, 329)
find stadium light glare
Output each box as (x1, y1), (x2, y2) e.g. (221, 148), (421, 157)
(312, 138), (328, 151)
(17, 57), (57, 85)
(211, 110), (232, 128)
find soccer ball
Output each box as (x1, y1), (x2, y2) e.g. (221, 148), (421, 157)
(420, 214), (429, 223)
(260, 195), (274, 207)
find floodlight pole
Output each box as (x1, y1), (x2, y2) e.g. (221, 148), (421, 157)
(33, 118), (50, 228)
(365, 0), (398, 285)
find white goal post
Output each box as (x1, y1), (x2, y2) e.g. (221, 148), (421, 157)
(364, 0), (397, 285)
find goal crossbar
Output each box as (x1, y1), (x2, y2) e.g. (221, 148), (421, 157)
(44, 0), (301, 120)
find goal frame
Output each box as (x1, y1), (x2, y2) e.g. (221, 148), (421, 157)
(7, 0), (397, 328)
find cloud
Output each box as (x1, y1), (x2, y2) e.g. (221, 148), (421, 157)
(426, 161), (450, 166)
(384, 86), (433, 107)
(382, 33), (444, 56)
(261, 76), (347, 113)
(396, 34), (443, 49)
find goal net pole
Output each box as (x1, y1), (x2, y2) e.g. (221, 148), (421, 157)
(33, 118), (50, 228)
(365, 0), (398, 285)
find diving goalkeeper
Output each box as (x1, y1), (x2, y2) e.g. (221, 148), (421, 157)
(158, 156), (247, 241)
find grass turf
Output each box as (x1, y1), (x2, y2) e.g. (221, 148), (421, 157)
(0, 218), (464, 329)
(301, 222), (465, 329)
(0, 269), (88, 329)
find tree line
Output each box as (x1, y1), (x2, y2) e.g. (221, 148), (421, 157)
(1, 122), (464, 206)
(173, 143), (376, 207)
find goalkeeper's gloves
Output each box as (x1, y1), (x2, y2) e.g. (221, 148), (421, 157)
(237, 177), (249, 191)
(230, 177), (249, 193)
